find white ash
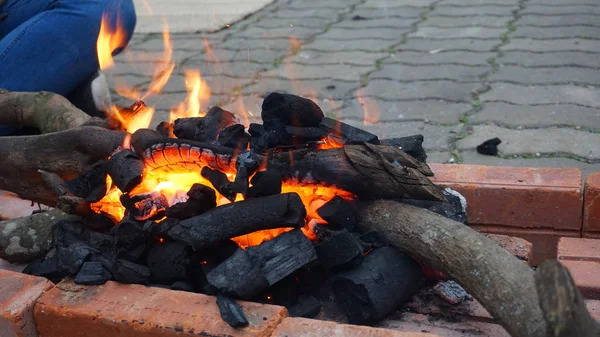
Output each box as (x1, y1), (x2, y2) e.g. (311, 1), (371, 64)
(444, 187), (467, 213)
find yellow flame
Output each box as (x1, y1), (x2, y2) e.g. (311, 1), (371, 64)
(97, 13), (128, 70)
(169, 70), (211, 122)
(356, 90), (380, 125)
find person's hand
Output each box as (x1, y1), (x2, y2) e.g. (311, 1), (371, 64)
(0, 0), (7, 22)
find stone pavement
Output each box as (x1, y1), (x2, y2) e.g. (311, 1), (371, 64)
(108, 0), (600, 177)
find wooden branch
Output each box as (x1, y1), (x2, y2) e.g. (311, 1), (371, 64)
(0, 127), (126, 205)
(356, 200), (547, 337)
(535, 260), (600, 337)
(0, 91), (92, 133)
(0, 209), (81, 263)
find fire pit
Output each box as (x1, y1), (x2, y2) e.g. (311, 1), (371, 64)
(15, 89), (470, 328)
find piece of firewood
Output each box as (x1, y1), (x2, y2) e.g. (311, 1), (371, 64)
(534, 260), (600, 337)
(356, 200), (547, 337)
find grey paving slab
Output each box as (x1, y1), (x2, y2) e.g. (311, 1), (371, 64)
(430, 5), (516, 16)
(140, 73), (251, 95)
(385, 51), (496, 66)
(427, 152), (454, 163)
(357, 80), (481, 101)
(511, 26), (600, 39)
(285, 50), (389, 66)
(441, 0), (517, 5)
(489, 66), (600, 86)
(318, 27), (411, 40)
(399, 38), (501, 52)
(178, 61), (270, 78)
(260, 63), (373, 81)
(242, 78), (359, 99)
(223, 94), (343, 117)
(370, 64), (488, 82)
(305, 39), (398, 52)
(351, 7), (425, 19)
(469, 102), (600, 129)
(273, 8), (345, 19)
(233, 26), (324, 39)
(459, 151), (600, 179)
(527, 0), (600, 5)
(408, 26), (506, 39)
(134, 37), (206, 52)
(498, 51), (600, 69)
(184, 48), (274, 64)
(333, 17), (418, 29)
(457, 124), (600, 160)
(339, 98), (471, 124)
(359, 0), (437, 8)
(342, 120), (461, 150)
(521, 5), (600, 16)
(222, 37), (303, 51)
(254, 17), (332, 29)
(284, 0), (363, 9)
(518, 14), (600, 27)
(500, 38), (600, 52)
(422, 15), (512, 28)
(481, 83), (600, 107)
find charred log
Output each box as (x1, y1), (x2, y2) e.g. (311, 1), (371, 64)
(216, 295), (249, 328)
(168, 193), (306, 250)
(331, 246), (425, 325)
(206, 248), (270, 299)
(380, 135), (427, 163)
(173, 106), (237, 142)
(246, 229), (318, 286)
(106, 150), (145, 193)
(318, 117), (379, 145)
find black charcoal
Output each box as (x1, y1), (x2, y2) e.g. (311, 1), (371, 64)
(319, 117), (379, 145)
(262, 92), (324, 128)
(113, 259), (151, 284)
(106, 150), (144, 193)
(217, 295), (249, 328)
(206, 248), (269, 299)
(315, 229), (364, 272)
(476, 137), (502, 156)
(316, 196), (357, 231)
(246, 169), (282, 198)
(173, 106), (237, 142)
(380, 135), (427, 163)
(288, 296), (322, 318)
(65, 161), (107, 202)
(146, 241), (191, 285)
(74, 261), (111, 285)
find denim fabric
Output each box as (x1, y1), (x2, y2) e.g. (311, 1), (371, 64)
(0, 0), (136, 135)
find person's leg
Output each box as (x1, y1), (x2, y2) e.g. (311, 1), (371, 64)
(0, 0), (136, 95)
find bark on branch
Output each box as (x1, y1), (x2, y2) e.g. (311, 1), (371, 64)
(356, 200), (547, 337)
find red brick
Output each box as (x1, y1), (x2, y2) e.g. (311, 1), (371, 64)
(558, 237), (600, 262)
(560, 260), (600, 299)
(34, 279), (287, 337)
(429, 164), (583, 231)
(0, 269), (53, 337)
(378, 313), (509, 337)
(584, 172), (600, 237)
(271, 317), (441, 337)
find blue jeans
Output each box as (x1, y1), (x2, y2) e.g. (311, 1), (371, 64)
(0, 0), (136, 135)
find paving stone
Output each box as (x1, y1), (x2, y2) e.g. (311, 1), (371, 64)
(481, 83), (600, 107)
(399, 38), (501, 52)
(501, 38), (600, 53)
(146, 93), (230, 113)
(522, 5), (600, 16)
(441, 0), (517, 4)
(422, 15), (511, 27)
(358, 79), (481, 101)
(498, 51), (600, 69)
(360, 0), (437, 7)
(189, 48), (286, 64)
(430, 5), (516, 16)
(427, 151), (454, 163)
(459, 151), (600, 180)
(457, 124), (600, 159)
(105, 73), (149, 91)
(527, 0), (599, 4)
(490, 66), (600, 86)
(318, 27), (411, 40)
(179, 61), (270, 78)
(386, 51), (495, 66)
(222, 37), (302, 51)
(339, 98), (470, 124)
(254, 17), (332, 29)
(221, 94), (343, 119)
(141, 73), (250, 95)
(470, 102), (600, 129)
(234, 26), (323, 39)
(518, 14), (600, 27)
(341, 120), (460, 150)
(286, 50), (388, 66)
(260, 63), (372, 81)
(273, 8), (344, 19)
(305, 39), (397, 52)
(409, 26), (506, 39)
(511, 26), (600, 39)
(371, 64), (488, 82)
(352, 6), (424, 19)
(333, 17), (418, 29)
(135, 37), (204, 51)
(243, 78), (359, 99)
(284, 0), (363, 9)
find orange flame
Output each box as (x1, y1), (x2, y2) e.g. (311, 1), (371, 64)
(97, 13), (128, 71)
(169, 70), (212, 122)
(356, 91), (380, 125)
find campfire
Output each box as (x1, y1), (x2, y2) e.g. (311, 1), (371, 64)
(2, 10), (599, 337)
